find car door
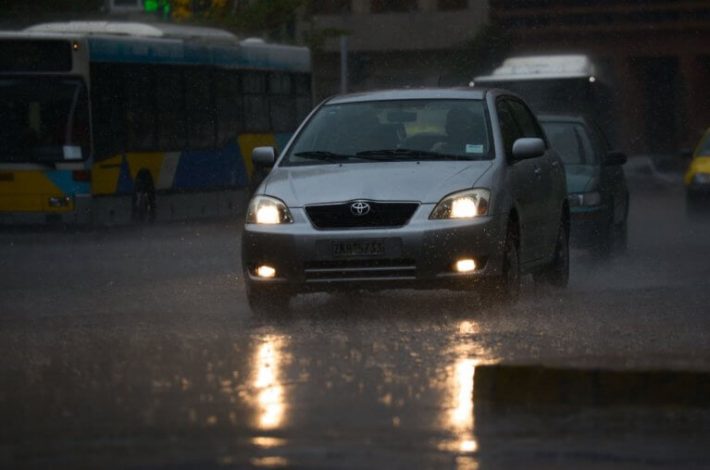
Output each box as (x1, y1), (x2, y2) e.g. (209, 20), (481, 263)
(588, 122), (627, 225)
(496, 98), (547, 265)
(508, 99), (564, 259)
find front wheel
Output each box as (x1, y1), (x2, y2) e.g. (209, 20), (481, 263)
(481, 225), (521, 304)
(614, 218), (628, 254)
(132, 176), (156, 223)
(533, 221), (569, 288)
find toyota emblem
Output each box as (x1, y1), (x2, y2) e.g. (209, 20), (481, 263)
(350, 201), (371, 216)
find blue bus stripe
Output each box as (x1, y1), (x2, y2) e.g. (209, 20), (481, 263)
(45, 171), (91, 195)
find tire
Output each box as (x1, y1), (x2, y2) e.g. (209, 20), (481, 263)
(481, 224), (521, 304)
(246, 283), (291, 316)
(593, 217), (615, 258)
(533, 220), (569, 288)
(615, 218), (628, 254)
(614, 196), (629, 254)
(132, 174), (156, 223)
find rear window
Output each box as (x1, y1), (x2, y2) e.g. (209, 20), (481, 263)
(542, 121), (598, 165)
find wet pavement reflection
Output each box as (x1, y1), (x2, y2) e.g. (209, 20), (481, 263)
(3, 184), (710, 467)
(251, 335), (287, 431)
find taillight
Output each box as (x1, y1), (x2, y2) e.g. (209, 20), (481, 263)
(72, 170), (91, 182)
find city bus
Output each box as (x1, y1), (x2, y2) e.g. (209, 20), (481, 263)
(473, 54), (617, 145)
(0, 21), (312, 225)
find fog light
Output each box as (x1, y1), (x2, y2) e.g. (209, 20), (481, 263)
(455, 259), (476, 273)
(255, 265), (276, 278)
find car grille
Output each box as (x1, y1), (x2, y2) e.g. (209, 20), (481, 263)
(305, 202), (419, 229)
(304, 259), (416, 282)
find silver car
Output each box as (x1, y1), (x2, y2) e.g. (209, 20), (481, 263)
(242, 88), (569, 313)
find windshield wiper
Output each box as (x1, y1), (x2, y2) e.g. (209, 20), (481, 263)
(356, 148), (476, 161)
(293, 150), (355, 162)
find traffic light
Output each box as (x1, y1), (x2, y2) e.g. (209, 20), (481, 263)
(143, 0), (171, 18)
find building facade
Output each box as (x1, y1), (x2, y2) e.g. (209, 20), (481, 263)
(490, 0), (710, 154)
(298, 0), (490, 100)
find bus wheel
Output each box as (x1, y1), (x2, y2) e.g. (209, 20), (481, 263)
(132, 174), (156, 223)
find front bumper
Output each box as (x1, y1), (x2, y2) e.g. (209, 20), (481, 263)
(242, 205), (507, 293)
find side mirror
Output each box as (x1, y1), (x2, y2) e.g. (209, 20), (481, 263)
(252, 146), (276, 168)
(604, 150), (627, 166)
(512, 137), (545, 160)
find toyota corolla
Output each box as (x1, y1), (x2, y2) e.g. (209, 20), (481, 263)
(242, 88), (569, 313)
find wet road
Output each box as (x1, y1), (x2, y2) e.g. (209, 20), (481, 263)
(2, 177), (710, 468)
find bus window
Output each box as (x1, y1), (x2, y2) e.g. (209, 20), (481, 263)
(91, 64), (127, 160)
(215, 70), (243, 146)
(295, 73), (313, 122)
(125, 66), (157, 151)
(185, 68), (216, 149)
(243, 71), (269, 132)
(156, 67), (186, 150)
(269, 73), (296, 132)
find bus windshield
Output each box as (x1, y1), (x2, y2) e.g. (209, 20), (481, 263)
(0, 77), (89, 163)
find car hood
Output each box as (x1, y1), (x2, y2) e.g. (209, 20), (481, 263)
(565, 164), (599, 193)
(261, 161), (494, 206)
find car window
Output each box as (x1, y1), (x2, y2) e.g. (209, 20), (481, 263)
(507, 99), (545, 140)
(496, 99), (523, 159)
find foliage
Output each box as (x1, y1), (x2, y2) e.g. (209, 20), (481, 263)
(177, 0), (305, 42)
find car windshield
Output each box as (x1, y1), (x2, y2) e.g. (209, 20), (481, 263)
(541, 121), (599, 165)
(0, 77), (90, 162)
(282, 99), (492, 165)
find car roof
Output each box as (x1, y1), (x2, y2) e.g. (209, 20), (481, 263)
(325, 87), (490, 105)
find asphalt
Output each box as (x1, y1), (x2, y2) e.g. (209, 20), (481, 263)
(1, 170), (710, 468)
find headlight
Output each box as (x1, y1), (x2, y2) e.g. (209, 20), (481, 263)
(569, 191), (602, 207)
(430, 189), (490, 219)
(246, 195), (293, 224)
(692, 173), (710, 185)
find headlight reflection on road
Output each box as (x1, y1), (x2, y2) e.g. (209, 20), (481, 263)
(451, 358), (479, 454)
(442, 320), (486, 461)
(252, 335), (287, 431)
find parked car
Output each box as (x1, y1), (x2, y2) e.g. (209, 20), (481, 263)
(684, 128), (710, 212)
(538, 114), (629, 256)
(242, 88), (570, 313)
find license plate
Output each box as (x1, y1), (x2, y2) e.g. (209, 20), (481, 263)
(331, 240), (385, 257)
